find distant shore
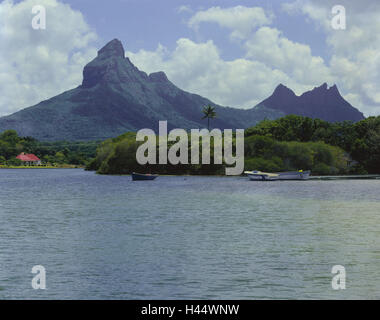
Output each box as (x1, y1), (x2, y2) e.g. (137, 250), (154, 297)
(1, 167), (379, 179)
(94, 172), (380, 179)
(0, 165), (83, 169)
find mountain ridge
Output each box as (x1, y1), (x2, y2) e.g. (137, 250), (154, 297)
(255, 82), (365, 122)
(0, 39), (364, 141)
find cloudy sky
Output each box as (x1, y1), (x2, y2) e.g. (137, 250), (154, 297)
(1, 0), (380, 117)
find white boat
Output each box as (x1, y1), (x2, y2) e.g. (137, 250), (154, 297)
(244, 170), (311, 181)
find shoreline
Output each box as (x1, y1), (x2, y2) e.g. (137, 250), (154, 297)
(94, 172), (380, 179)
(0, 165), (84, 169)
(1, 167), (379, 179)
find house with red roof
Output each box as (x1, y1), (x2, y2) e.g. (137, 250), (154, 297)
(16, 153), (41, 166)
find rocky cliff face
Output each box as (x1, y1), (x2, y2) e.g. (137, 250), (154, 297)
(82, 39), (148, 88)
(255, 83), (365, 122)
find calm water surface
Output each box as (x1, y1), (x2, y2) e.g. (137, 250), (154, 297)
(0, 169), (379, 299)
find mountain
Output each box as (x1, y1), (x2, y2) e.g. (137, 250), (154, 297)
(255, 83), (365, 122)
(0, 39), (281, 141)
(0, 39), (365, 141)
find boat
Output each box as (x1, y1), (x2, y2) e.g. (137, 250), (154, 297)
(244, 171), (279, 181)
(244, 170), (311, 181)
(131, 172), (158, 181)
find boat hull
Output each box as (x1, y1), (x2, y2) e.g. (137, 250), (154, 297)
(276, 171), (310, 180)
(131, 173), (158, 181)
(248, 174), (277, 181)
(247, 170), (310, 181)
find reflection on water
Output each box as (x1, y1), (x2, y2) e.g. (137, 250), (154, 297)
(0, 169), (379, 299)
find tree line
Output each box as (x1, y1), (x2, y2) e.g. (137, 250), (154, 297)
(1, 113), (379, 175)
(87, 114), (380, 175)
(245, 115), (380, 173)
(0, 130), (98, 166)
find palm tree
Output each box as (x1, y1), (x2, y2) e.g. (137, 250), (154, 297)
(202, 104), (216, 130)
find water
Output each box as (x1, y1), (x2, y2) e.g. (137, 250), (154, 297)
(0, 169), (379, 299)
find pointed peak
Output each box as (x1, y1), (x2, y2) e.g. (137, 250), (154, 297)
(98, 39), (125, 58)
(275, 83), (287, 89)
(273, 83), (295, 95)
(314, 82), (328, 91)
(327, 84), (343, 98)
(310, 83), (341, 95)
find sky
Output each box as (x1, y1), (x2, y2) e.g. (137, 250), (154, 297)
(1, 0), (380, 117)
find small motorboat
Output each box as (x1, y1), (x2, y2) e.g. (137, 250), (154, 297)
(131, 172), (158, 181)
(244, 170), (279, 181)
(245, 170), (311, 181)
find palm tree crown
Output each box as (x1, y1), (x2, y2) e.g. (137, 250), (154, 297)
(202, 104), (217, 130)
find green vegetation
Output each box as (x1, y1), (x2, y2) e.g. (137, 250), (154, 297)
(0, 130), (98, 167)
(3, 114), (379, 175)
(244, 136), (347, 175)
(88, 115), (380, 175)
(245, 115), (380, 174)
(86, 132), (226, 175)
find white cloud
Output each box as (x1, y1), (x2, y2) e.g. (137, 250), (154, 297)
(2, 1), (378, 119)
(127, 6), (333, 108)
(283, 0), (380, 115)
(177, 5), (192, 14)
(127, 38), (313, 109)
(188, 6), (273, 40)
(282, 0), (330, 30)
(244, 26), (333, 88)
(0, 0), (98, 116)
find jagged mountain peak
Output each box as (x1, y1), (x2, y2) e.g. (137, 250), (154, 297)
(0, 38), (365, 141)
(258, 84), (297, 109)
(274, 83), (292, 91)
(0, 39), (282, 140)
(316, 82), (328, 90)
(309, 83), (339, 94)
(255, 82), (364, 122)
(302, 83), (341, 99)
(81, 39), (172, 89)
(98, 38), (125, 59)
(327, 84), (340, 95)
(81, 39), (145, 88)
(272, 83), (296, 96)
